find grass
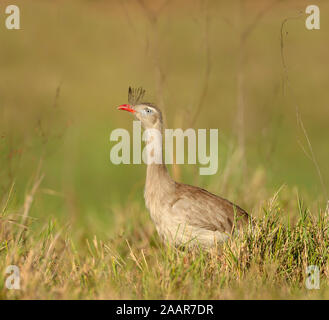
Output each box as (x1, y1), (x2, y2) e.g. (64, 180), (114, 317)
(1, 172), (328, 299)
(0, 0), (329, 299)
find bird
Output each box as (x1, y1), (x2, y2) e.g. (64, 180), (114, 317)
(117, 87), (250, 249)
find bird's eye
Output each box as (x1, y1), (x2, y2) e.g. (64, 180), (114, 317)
(145, 108), (152, 114)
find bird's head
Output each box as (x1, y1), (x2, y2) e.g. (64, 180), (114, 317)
(117, 87), (163, 130)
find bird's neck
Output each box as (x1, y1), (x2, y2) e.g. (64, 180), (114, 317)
(144, 124), (174, 195)
(146, 163), (172, 188)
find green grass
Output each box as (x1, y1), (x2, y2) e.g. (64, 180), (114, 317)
(1, 176), (329, 299)
(0, 0), (329, 299)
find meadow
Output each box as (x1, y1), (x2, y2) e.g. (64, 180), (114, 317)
(0, 0), (329, 299)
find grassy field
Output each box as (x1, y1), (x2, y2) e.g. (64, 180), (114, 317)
(0, 0), (329, 299)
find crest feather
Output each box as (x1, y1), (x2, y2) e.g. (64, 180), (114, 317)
(128, 87), (146, 105)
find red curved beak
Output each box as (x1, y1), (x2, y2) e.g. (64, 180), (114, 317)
(117, 104), (136, 113)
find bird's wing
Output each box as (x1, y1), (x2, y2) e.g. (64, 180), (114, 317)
(171, 183), (249, 233)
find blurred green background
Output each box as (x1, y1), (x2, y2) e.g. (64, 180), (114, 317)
(0, 0), (328, 236)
